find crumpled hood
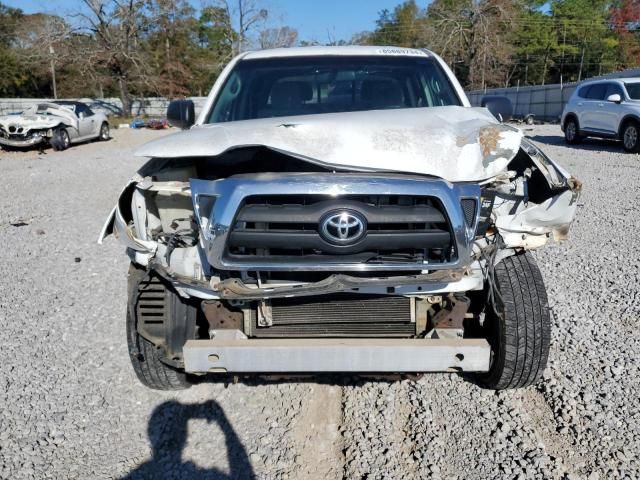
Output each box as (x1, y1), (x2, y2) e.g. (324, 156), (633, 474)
(136, 106), (523, 182)
(0, 114), (63, 131)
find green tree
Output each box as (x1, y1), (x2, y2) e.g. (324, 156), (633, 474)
(368, 1), (428, 47)
(190, 5), (235, 95)
(552, 0), (617, 81)
(512, 6), (561, 85)
(0, 3), (31, 96)
(145, 0), (198, 97)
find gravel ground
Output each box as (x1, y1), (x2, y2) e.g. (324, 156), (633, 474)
(0, 124), (638, 479)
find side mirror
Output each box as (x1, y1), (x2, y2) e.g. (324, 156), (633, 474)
(167, 100), (195, 130)
(78, 111), (85, 119)
(481, 96), (513, 122)
(607, 93), (622, 103)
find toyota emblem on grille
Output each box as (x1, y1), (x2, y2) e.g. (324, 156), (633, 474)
(320, 210), (367, 245)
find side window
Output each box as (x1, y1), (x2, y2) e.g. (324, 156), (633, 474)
(76, 104), (93, 117)
(604, 83), (623, 99)
(577, 86), (590, 98)
(585, 83), (606, 100)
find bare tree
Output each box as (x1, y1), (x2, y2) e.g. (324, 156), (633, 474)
(258, 26), (297, 49)
(427, 0), (518, 89)
(212, 0), (268, 54)
(12, 13), (73, 98)
(75, 0), (155, 116)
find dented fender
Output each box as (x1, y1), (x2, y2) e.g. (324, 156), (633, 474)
(495, 189), (578, 248)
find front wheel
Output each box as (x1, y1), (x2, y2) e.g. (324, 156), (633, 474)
(99, 122), (110, 141)
(52, 128), (70, 151)
(474, 252), (551, 390)
(622, 121), (640, 152)
(126, 265), (197, 390)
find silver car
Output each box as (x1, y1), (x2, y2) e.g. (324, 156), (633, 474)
(561, 78), (640, 152)
(0, 101), (110, 151)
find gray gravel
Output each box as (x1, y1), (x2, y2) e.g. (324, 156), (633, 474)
(0, 124), (638, 479)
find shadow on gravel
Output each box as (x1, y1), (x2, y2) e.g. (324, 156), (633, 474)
(527, 134), (624, 153)
(121, 400), (254, 480)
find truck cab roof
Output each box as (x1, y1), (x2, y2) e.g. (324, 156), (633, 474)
(240, 45), (435, 60)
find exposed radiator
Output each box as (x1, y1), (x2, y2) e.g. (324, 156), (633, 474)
(252, 294), (415, 338)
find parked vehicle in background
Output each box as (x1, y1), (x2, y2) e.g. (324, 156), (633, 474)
(0, 101), (110, 151)
(561, 78), (640, 152)
(101, 46), (581, 391)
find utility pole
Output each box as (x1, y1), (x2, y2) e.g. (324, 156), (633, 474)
(49, 45), (57, 99)
(577, 22), (590, 82)
(560, 23), (566, 87)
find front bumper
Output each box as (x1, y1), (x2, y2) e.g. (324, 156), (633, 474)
(0, 135), (45, 147)
(183, 332), (491, 373)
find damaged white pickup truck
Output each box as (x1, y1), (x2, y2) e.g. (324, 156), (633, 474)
(100, 46), (580, 390)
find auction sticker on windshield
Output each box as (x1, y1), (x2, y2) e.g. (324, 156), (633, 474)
(377, 48), (428, 56)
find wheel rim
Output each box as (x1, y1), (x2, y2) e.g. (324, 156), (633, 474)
(101, 124), (109, 139)
(62, 131), (69, 147)
(624, 125), (637, 149)
(566, 122), (576, 141)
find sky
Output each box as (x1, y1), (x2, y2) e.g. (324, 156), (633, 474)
(3, 0), (401, 42)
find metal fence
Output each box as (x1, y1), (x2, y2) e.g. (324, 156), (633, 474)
(467, 85), (577, 122)
(0, 97), (208, 117)
(467, 67), (640, 122)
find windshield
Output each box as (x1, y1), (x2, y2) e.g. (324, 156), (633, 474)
(625, 82), (640, 100)
(207, 55), (462, 123)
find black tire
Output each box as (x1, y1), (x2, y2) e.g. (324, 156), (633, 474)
(126, 265), (196, 390)
(99, 122), (110, 141)
(564, 117), (582, 144)
(621, 120), (640, 153)
(52, 128), (70, 151)
(475, 252), (551, 390)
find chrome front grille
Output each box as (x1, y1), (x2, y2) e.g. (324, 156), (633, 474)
(190, 173), (480, 272)
(227, 195), (454, 265)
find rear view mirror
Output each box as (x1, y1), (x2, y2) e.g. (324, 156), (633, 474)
(481, 96), (513, 122)
(167, 100), (195, 130)
(607, 93), (622, 103)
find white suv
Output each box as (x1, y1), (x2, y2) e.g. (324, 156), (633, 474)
(561, 78), (640, 152)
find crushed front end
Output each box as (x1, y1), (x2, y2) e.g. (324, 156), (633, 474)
(0, 123), (51, 148)
(100, 130), (580, 380)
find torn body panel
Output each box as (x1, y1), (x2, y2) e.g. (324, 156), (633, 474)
(490, 138), (581, 249)
(495, 189), (577, 248)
